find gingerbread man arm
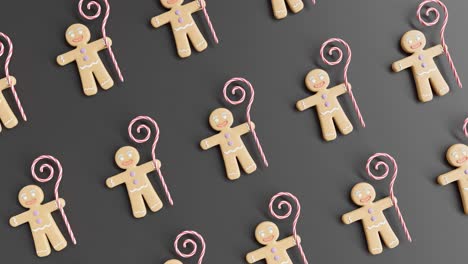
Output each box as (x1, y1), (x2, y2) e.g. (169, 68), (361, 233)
(279, 235), (301, 249)
(140, 160), (162, 174)
(151, 11), (172, 28)
(90, 37), (112, 52)
(106, 171), (128, 188)
(56, 49), (78, 66)
(183, 0), (204, 13)
(437, 168), (464, 186)
(392, 56), (414, 72)
(296, 94), (319, 111)
(0, 76), (16, 91)
(246, 247), (267, 263)
(200, 134), (221, 150)
(43, 198), (66, 213)
(426, 44), (444, 58)
(375, 197), (394, 211)
(9, 211), (30, 227)
(342, 207), (364, 224)
(329, 83), (348, 97)
(233, 122), (255, 136)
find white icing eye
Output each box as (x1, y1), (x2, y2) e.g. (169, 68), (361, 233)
(259, 231), (265, 237)
(214, 118), (219, 123)
(319, 74), (325, 81)
(22, 195), (28, 200)
(118, 154), (124, 161)
(355, 191), (362, 198)
(310, 77), (316, 84)
(267, 226), (273, 233)
(30, 191), (36, 197)
(416, 35), (421, 41)
(78, 30), (83, 35)
(407, 39), (413, 44)
(127, 151), (133, 158)
(365, 189), (370, 195)
(222, 113), (228, 120)
(71, 33), (75, 38)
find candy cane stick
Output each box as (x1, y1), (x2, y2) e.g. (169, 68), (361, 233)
(320, 38), (365, 128)
(174, 230), (206, 264)
(128, 116), (173, 205)
(366, 153), (412, 242)
(197, 0), (218, 44)
(31, 155), (77, 245)
(78, 0), (124, 82)
(463, 117), (468, 138)
(417, 0), (462, 88)
(0, 33), (27, 121)
(269, 192), (308, 264)
(223, 77), (268, 167)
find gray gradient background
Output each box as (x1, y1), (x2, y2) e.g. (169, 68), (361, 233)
(0, 0), (467, 263)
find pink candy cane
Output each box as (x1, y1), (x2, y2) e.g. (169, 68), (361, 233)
(78, 0), (124, 82)
(417, 0), (462, 88)
(128, 116), (173, 205)
(366, 153), (412, 242)
(197, 0), (219, 44)
(31, 155), (77, 245)
(0, 33), (27, 122)
(320, 38), (365, 128)
(463, 117), (468, 138)
(174, 230), (206, 264)
(223, 77), (268, 167)
(269, 192), (308, 264)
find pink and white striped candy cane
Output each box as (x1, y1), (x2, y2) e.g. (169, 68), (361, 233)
(311, 0), (316, 4)
(223, 77), (268, 167)
(197, 0), (219, 44)
(320, 38), (365, 128)
(269, 192), (308, 264)
(174, 230), (206, 264)
(366, 153), (412, 242)
(463, 117), (468, 138)
(0, 33), (27, 121)
(128, 116), (174, 205)
(78, 0), (124, 82)
(31, 155), (77, 245)
(417, 0), (462, 88)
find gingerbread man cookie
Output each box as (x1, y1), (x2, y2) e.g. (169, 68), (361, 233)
(342, 183), (399, 255)
(392, 30), (449, 102)
(106, 146), (163, 218)
(56, 24), (114, 96)
(437, 143), (468, 214)
(271, 0), (304, 19)
(246, 221), (300, 264)
(9, 185), (68, 257)
(296, 69), (353, 141)
(0, 76), (19, 130)
(151, 0), (208, 58)
(200, 108), (257, 180)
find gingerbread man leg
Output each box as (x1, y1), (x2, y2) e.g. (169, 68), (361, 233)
(93, 64), (114, 90)
(141, 185), (163, 213)
(0, 97), (18, 129)
(271, 0), (288, 19)
(286, 0), (304, 13)
(174, 32), (192, 58)
(237, 149), (257, 174)
(187, 27), (208, 53)
(364, 229), (383, 255)
(79, 69), (98, 96)
(318, 116), (337, 141)
(414, 76), (433, 102)
(222, 153), (241, 180)
(333, 110), (353, 136)
(429, 71), (449, 97)
(129, 192), (147, 218)
(32, 232), (52, 257)
(46, 224), (67, 251)
(379, 225), (399, 249)
(457, 181), (468, 214)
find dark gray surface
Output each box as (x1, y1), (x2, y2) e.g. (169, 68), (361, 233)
(1, 0), (467, 263)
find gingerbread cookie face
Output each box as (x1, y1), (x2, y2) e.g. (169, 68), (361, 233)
(18, 185), (45, 208)
(305, 69), (331, 92)
(209, 108), (234, 131)
(351, 182), (376, 206)
(446, 144), (468, 167)
(400, 30), (427, 53)
(161, 0), (185, 9)
(115, 146), (140, 169)
(164, 260), (183, 264)
(255, 221), (280, 246)
(65, 24), (91, 47)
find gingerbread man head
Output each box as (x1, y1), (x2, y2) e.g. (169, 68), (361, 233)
(209, 108), (234, 132)
(164, 260), (183, 264)
(305, 69), (330, 92)
(160, 0), (184, 9)
(446, 144), (468, 167)
(65, 24), (91, 47)
(400, 30), (427, 54)
(115, 146), (141, 169)
(350, 182), (377, 206)
(254, 221), (280, 246)
(18, 185), (45, 209)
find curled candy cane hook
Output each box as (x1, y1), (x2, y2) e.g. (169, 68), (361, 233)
(223, 78), (268, 167)
(366, 153), (412, 242)
(417, 0), (462, 88)
(269, 192), (308, 264)
(128, 116), (173, 205)
(320, 38), (365, 128)
(174, 230), (206, 264)
(78, 0), (124, 82)
(0, 33), (27, 122)
(463, 117), (468, 138)
(31, 155), (77, 245)
(197, 0), (219, 44)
